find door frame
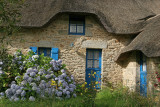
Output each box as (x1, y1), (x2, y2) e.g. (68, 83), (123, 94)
(140, 52), (147, 96)
(85, 49), (102, 89)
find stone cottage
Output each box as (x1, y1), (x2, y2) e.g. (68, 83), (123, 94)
(2, 0), (160, 96)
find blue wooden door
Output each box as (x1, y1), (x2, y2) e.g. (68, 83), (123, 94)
(140, 53), (147, 96)
(86, 49), (102, 89)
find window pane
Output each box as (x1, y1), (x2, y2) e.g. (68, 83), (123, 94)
(77, 25), (84, 33)
(143, 55), (146, 71)
(94, 51), (99, 59)
(39, 48), (43, 55)
(77, 21), (83, 24)
(87, 51), (93, 59)
(94, 60), (99, 68)
(70, 24), (76, 33)
(87, 60), (93, 68)
(47, 49), (51, 57)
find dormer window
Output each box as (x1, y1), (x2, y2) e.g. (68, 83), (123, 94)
(69, 15), (85, 35)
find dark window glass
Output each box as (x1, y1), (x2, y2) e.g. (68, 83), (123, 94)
(69, 15), (85, 35)
(38, 47), (51, 57)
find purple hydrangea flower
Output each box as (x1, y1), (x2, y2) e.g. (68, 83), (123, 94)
(23, 74), (29, 80)
(66, 95), (70, 99)
(21, 90), (26, 97)
(45, 75), (51, 79)
(30, 72), (36, 77)
(69, 84), (76, 89)
(61, 69), (65, 73)
(36, 88), (41, 94)
(66, 91), (70, 95)
(36, 76), (40, 81)
(16, 89), (22, 95)
(15, 76), (20, 80)
(71, 75), (74, 80)
(27, 77), (33, 83)
(27, 68), (33, 74)
(14, 97), (20, 101)
(0, 92), (4, 96)
(29, 96), (35, 101)
(69, 88), (74, 93)
(38, 71), (43, 75)
(0, 70), (4, 75)
(0, 61), (3, 65)
(33, 69), (38, 73)
(11, 84), (16, 89)
(21, 80), (27, 86)
(57, 91), (62, 97)
(32, 86), (37, 91)
(21, 97), (26, 101)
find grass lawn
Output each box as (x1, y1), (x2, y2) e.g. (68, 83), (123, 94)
(0, 88), (156, 107)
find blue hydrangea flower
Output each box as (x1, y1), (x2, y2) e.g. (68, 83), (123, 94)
(66, 91), (70, 95)
(0, 92), (4, 96)
(38, 71), (43, 75)
(27, 77), (33, 83)
(32, 55), (39, 61)
(27, 68), (33, 74)
(55, 77), (58, 81)
(62, 73), (67, 78)
(36, 76), (40, 81)
(57, 91), (62, 97)
(69, 84), (76, 89)
(23, 74), (29, 80)
(21, 97), (26, 101)
(11, 84), (16, 89)
(62, 89), (66, 94)
(66, 95), (70, 99)
(21, 80), (27, 86)
(21, 90), (26, 97)
(19, 66), (24, 70)
(15, 76), (21, 80)
(11, 81), (16, 84)
(0, 70), (4, 75)
(36, 88), (41, 94)
(23, 61), (26, 64)
(16, 89), (22, 95)
(32, 86), (37, 91)
(0, 61), (3, 65)
(5, 89), (12, 96)
(11, 89), (16, 94)
(33, 69), (38, 73)
(71, 75), (74, 80)
(69, 88), (74, 93)
(61, 69), (65, 73)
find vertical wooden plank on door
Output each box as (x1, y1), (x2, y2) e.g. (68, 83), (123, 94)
(140, 52), (147, 96)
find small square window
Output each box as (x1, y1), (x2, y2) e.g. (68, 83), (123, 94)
(69, 15), (85, 35)
(38, 47), (51, 57)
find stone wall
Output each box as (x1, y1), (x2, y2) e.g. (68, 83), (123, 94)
(122, 52), (137, 91)
(147, 57), (160, 96)
(0, 13), (134, 86)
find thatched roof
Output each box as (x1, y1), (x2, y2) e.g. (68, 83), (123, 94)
(116, 15), (160, 61)
(19, 0), (160, 34)
(19, 0), (160, 59)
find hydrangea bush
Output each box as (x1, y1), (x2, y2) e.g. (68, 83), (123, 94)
(0, 50), (77, 101)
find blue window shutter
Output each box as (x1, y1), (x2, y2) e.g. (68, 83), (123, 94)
(51, 48), (59, 60)
(30, 47), (37, 54)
